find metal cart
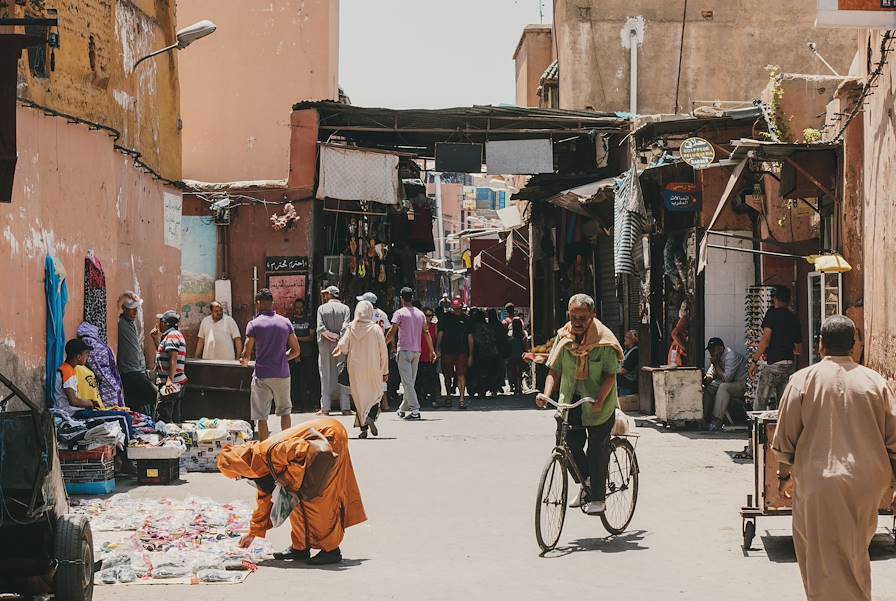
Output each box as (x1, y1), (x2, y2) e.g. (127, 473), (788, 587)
(740, 411), (896, 550)
(0, 371), (95, 600)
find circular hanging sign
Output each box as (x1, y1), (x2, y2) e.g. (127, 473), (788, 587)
(679, 137), (715, 168)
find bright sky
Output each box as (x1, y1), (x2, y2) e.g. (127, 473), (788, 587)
(340, 0), (548, 109)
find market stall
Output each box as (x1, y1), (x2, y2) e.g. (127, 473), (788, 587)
(182, 359), (254, 422)
(739, 411), (896, 550)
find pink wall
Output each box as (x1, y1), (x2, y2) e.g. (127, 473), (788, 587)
(178, 0), (339, 183)
(0, 108), (181, 402)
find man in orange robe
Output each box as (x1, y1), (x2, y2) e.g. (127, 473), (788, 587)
(217, 417), (366, 565)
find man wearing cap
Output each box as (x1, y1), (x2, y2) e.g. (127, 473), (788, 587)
(241, 289), (301, 441)
(317, 286), (352, 416)
(703, 337), (748, 431)
(357, 292), (391, 335)
(152, 310), (188, 424)
(117, 291), (157, 416)
(437, 297), (474, 409)
(385, 287), (436, 420)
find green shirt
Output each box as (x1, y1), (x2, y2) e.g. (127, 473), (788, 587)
(548, 345), (619, 426)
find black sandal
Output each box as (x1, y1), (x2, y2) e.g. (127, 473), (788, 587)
(273, 548), (311, 561)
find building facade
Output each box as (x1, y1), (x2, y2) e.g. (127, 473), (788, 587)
(0, 0), (183, 402)
(551, 0), (857, 113)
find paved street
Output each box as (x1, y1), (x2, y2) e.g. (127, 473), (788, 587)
(95, 403), (896, 601)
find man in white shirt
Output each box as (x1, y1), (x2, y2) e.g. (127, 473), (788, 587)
(357, 292), (391, 334)
(196, 301), (243, 361)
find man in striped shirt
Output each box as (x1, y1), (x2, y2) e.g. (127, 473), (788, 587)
(152, 310), (187, 423)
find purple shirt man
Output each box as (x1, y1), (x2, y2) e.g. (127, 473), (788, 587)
(385, 287), (436, 419)
(246, 311), (293, 378)
(391, 306), (426, 353)
(240, 288), (300, 441)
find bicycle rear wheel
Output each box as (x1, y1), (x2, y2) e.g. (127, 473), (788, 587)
(535, 452), (568, 552)
(600, 437), (639, 535)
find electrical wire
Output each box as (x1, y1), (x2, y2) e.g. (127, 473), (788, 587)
(829, 30), (894, 142)
(673, 0), (689, 114)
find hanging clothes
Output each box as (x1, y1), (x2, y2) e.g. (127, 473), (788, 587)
(83, 253), (108, 341)
(77, 321), (125, 408)
(45, 255), (68, 403)
(613, 166), (647, 277)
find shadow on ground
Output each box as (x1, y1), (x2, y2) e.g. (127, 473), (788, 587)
(758, 531), (896, 563)
(542, 529), (650, 558)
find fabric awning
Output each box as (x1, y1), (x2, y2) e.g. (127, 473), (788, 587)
(544, 177), (617, 217)
(697, 159), (748, 274)
(316, 143), (400, 205)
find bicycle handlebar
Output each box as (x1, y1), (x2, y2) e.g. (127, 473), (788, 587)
(536, 394), (596, 410)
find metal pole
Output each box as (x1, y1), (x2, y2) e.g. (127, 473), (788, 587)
(434, 173), (447, 293)
(630, 29), (638, 115)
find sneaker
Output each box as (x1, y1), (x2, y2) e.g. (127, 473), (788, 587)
(307, 547), (342, 566)
(569, 485), (587, 508)
(396, 410), (406, 419)
(342, 410), (354, 416)
(358, 431), (368, 439)
(583, 501), (606, 515)
(368, 418), (378, 437)
(407, 412), (421, 420)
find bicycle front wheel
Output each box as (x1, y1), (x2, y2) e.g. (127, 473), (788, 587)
(600, 437), (639, 535)
(535, 452), (568, 552)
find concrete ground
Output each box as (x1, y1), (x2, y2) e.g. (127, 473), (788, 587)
(94, 401), (896, 601)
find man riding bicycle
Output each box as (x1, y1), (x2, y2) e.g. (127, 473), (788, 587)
(536, 294), (624, 515)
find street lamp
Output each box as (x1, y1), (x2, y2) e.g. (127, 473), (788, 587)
(133, 20), (216, 71)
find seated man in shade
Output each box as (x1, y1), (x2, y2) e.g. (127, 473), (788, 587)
(54, 338), (136, 438)
(703, 337), (748, 431)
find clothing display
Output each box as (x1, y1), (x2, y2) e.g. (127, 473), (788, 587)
(613, 166), (647, 277)
(78, 321), (125, 407)
(45, 254), (69, 403)
(84, 253), (108, 341)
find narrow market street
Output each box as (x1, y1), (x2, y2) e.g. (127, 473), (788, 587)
(94, 405), (896, 601)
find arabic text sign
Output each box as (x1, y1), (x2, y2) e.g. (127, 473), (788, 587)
(265, 256), (309, 273)
(680, 137), (715, 168)
(663, 182), (701, 212)
(269, 275), (306, 317)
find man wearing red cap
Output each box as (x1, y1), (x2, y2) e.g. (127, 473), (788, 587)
(437, 297), (474, 410)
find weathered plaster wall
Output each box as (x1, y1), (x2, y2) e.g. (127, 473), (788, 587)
(178, 0), (339, 182)
(862, 30), (896, 383)
(514, 25), (554, 108)
(554, 0), (856, 114)
(8, 0), (182, 180)
(0, 108), (181, 403)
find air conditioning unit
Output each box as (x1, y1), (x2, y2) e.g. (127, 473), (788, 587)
(323, 255), (351, 279)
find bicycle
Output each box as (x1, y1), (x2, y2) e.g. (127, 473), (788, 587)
(534, 394), (640, 552)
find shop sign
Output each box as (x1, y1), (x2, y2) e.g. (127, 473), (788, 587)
(265, 256), (308, 273)
(817, 0), (896, 27)
(663, 183), (700, 212)
(680, 137), (715, 168)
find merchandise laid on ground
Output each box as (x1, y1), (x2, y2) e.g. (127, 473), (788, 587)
(57, 414), (253, 493)
(70, 497), (273, 586)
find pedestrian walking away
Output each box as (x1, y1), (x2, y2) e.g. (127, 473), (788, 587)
(535, 294), (624, 516)
(241, 289), (300, 441)
(750, 285), (802, 409)
(217, 417), (367, 566)
(317, 286), (352, 415)
(196, 301), (243, 361)
(358, 291), (392, 412)
(334, 300), (389, 438)
(416, 307), (441, 407)
(386, 287), (436, 420)
(772, 315), (896, 601)
(117, 291), (157, 416)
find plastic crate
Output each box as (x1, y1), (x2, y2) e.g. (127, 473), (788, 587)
(136, 458), (180, 485)
(65, 478), (115, 495)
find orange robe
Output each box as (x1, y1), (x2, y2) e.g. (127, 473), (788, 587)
(217, 418), (366, 552)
